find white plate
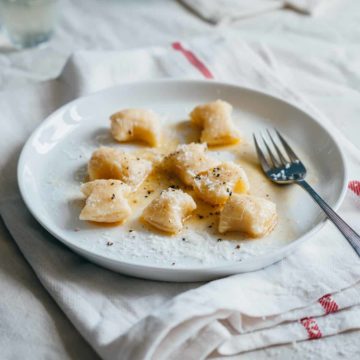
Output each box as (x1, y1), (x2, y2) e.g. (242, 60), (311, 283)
(18, 80), (347, 282)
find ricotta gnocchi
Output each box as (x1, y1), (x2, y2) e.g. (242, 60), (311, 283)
(142, 188), (196, 233)
(219, 194), (277, 237)
(110, 108), (161, 147)
(190, 100), (239, 146)
(79, 179), (132, 223)
(193, 162), (249, 205)
(163, 143), (220, 186)
(88, 147), (153, 190)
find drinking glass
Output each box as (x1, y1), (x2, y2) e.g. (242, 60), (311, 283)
(0, 0), (58, 48)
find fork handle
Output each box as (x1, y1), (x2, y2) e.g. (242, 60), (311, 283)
(297, 180), (360, 256)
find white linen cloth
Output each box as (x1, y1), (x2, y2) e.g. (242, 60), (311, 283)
(1, 35), (360, 359)
(179, 0), (337, 23)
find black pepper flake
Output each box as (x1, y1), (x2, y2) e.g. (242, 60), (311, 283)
(209, 212), (213, 216)
(147, 190), (152, 195)
(111, 182), (115, 186)
(235, 245), (240, 249)
(208, 225), (212, 229)
(111, 193), (115, 200)
(145, 195), (148, 198)
(197, 215), (204, 219)
(182, 237), (186, 241)
(136, 157), (140, 160)
(129, 230), (133, 233)
(128, 130), (132, 135)
(229, 191), (233, 197)
(216, 174), (220, 178)
(106, 241), (113, 246)
(171, 262), (175, 266)
(217, 238), (223, 242)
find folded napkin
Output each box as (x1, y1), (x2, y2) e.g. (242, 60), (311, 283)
(1, 35), (360, 359)
(179, 0), (337, 24)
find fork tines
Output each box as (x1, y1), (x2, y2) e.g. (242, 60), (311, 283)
(253, 129), (300, 171)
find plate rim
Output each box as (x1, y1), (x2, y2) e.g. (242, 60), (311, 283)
(17, 78), (348, 272)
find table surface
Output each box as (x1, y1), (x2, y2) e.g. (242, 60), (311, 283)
(1, 0), (360, 359)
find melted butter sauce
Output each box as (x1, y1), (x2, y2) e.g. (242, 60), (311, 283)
(118, 123), (296, 242)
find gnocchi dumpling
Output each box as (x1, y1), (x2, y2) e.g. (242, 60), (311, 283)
(142, 188), (196, 233)
(163, 143), (220, 186)
(190, 100), (239, 146)
(110, 109), (161, 147)
(79, 179), (131, 223)
(193, 162), (249, 205)
(218, 194), (277, 237)
(88, 147), (153, 190)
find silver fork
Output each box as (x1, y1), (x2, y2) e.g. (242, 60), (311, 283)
(253, 129), (360, 256)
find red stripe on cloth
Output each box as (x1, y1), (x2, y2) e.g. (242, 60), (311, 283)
(172, 42), (214, 79)
(348, 180), (360, 196)
(300, 317), (322, 339)
(318, 294), (339, 314)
